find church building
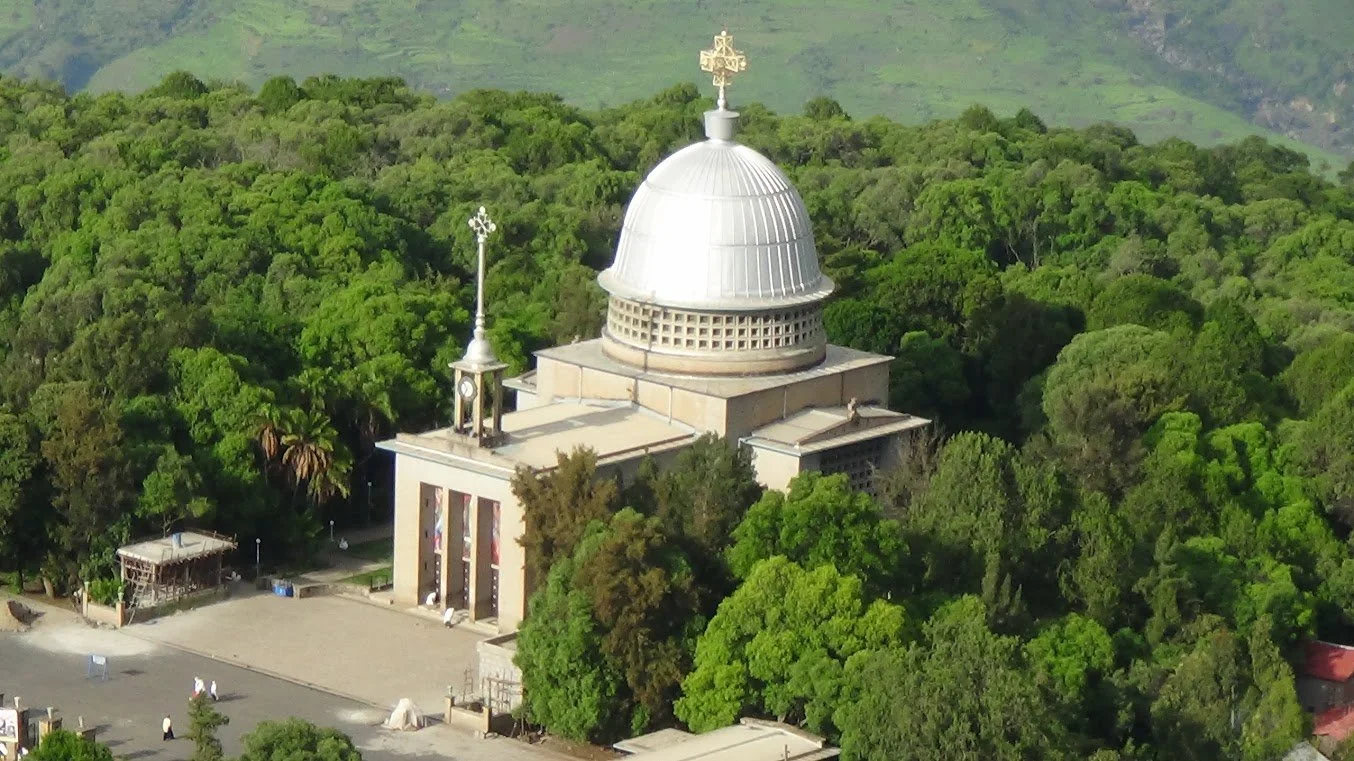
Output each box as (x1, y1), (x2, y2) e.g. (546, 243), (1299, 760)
(377, 31), (928, 633)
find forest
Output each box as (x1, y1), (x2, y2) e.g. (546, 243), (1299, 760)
(0, 70), (1353, 759)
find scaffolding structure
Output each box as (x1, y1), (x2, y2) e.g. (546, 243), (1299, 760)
(117, 530), (237, 617)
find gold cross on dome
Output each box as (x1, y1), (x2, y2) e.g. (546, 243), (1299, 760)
(699, 29), (748, 109)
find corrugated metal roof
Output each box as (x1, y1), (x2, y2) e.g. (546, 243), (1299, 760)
(1304, 640), (1354, 682)
(1316, 705), (1354, 742)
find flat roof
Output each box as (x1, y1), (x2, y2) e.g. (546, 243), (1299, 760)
(746, 405), (930, 455)
(117, 532), (237, 565)
(536, 340), (891, 400)
(614, 728), (696, 754)
(378, 401), (699, 475)
(616, 720), (838, 761)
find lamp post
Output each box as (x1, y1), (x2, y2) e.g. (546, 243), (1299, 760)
(254, 538), (261, 579)
(329, 520), (335, 542)
(367, 480), (374, 525)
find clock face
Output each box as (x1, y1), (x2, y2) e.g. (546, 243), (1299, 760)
(458, 376), (478, 401)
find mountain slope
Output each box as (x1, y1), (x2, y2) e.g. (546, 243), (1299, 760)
(1, 0), (1349, 165)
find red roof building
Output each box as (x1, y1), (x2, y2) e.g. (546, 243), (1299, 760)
(1300, 641), (1354, 718)
(1304, 641), (1354, 683)
(1315, 706), (1354, 744)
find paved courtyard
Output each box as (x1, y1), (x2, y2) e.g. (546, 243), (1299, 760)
(125, 587), (481, 713)
(0, 596), (561, 761)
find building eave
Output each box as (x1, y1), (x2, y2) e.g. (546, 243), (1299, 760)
(743, 415), (931, 457)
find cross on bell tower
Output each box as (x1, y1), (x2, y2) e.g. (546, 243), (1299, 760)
(451, 206), (507, 445)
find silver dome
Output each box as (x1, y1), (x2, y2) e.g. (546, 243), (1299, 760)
(599, 113), (833, 311)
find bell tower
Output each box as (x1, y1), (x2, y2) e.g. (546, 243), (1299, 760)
(451, 206), (507, 445)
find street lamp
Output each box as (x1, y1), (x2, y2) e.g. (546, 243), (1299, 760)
(329, 520), (335, 542)
(254, 538), (261, 579)
(367, 480), (374, 525)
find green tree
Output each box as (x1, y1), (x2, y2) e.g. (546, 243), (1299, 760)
(237, 719), (362, 761)
(727, 471), (903, 594)
(675, 557), (905, 737)
(1240, 618), (1306, 761)
(31, 382), (131, 587)
(517, 509), (706, 740)
(572, 510), (706, 731)
(838, 597), (1071, 761)
(1039, 325), (1187, 494)
(512, 447), (619, 587)
(901, 431), (1072, 617)
(29, 729), (114, 761)
(1086, 275), (1203, 335)
(1062, 491), (1136, 627)
(0, 407), (41, 581)
(1150, 625), (1243, 760)
(644, 434), (762, 559)
(1283, 332), (1354, 416)
(138, 447), (214, 536)
(517, 550), (625, 741)
(1024, 613), (1115, 715)
(889, 330), (970, 422)
(1292, 382), (1354, 526)
(187, 692), (229, 761)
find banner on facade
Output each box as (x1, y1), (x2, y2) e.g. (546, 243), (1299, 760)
(432, 488), (444, 553)
(461, 494), (472, 562)
(491, 501), (500, 567)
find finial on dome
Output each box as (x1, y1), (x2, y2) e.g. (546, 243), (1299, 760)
(461, 206), (499, 366)
(699, 28), (748, 112)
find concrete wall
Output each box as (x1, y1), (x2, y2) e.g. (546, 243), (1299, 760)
(724, 366), (889, 441)
(82, 600), (125, 628)
(535, 348), (891, 442)
(1299, 675), (1354, 714)
(476, 633), (523, 710)
(747, 446), (803, 492)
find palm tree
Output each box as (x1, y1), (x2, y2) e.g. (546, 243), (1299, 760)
(253, 402), (285, 464)
(307, 445), (353, 504)
(278, 407), (351, 506)
(280, 408), (339, 486)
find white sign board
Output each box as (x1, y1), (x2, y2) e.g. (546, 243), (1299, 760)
(0, 707), (18, 742)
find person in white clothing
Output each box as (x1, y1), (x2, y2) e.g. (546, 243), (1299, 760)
(209, 680), (219, 702)
(162, 715), (174, 741)
(192, 676), (204, 698)
(442, 607), (455, 627)
(424, 590), (437, 608)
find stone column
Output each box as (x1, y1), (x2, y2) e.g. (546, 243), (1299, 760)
(437, 488), (451, 610)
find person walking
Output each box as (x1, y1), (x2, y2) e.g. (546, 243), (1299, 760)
(192, 676), (204, 698)
(209, 680), (219, 702)
(162, 714), (174, 741)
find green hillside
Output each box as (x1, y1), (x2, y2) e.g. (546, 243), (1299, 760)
(1, 0), (1351, 166)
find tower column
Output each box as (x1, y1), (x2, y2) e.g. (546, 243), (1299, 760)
(451, 206), (507, 446)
